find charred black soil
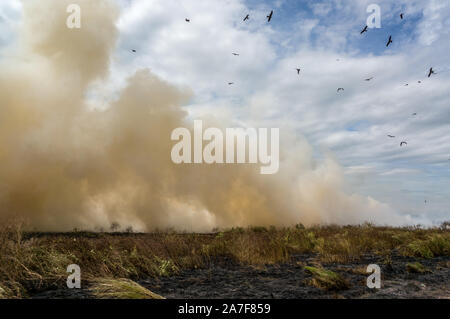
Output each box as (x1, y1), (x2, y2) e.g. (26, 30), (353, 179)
(139, 254), (449, 299)
(30, 254), (450, 299)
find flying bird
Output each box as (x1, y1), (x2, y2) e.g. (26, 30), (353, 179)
(405, 84), (409, 86)
(386, 35), (393, 47)
(387, 135), (395, 138)
(228, 82), (234, 85)
(185, 18), (190, 22)
(296, 68), (301, 75)
(232, 53), (239, 56)
(412, 113), (417, 116)
(400, 13), (404, 19)
(365, 77), (374, 81)
(267, 10), (273, 22)
(337, 88), (344, 92)
(360, 25), (368, 34)
(418, 81), (422, 83)
(428, 67), (435, 77)
(131, 49), (136, 53)
(243, 14), (249, 21)
(400, 141), (407, 147)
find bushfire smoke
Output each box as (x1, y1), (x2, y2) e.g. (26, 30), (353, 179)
(0, 0), (409, 231)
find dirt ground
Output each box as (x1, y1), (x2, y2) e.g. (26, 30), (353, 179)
(139, 254), (450, 299)
(31, 253), (449, 299)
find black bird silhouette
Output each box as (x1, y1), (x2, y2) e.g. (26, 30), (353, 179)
(405, 83), (409, 86)
(267, 10), (273, 22)
(360, 25), (368, 34)
(337, 88), (344, 92)
(185, 18), (190, 22)
(388, 135), (395, 138)
(296, 68), (301, 75)
(428, 67), (435, 77)
(418, 81), (422, 83)
(400, 141), (407, 147)
(131, 49), (136, 53)
(365, 77), (374, 81)
(228, 82), (234, 85)
(386, 35), (393, 47)
(243, 14), (249, 21)
(412, 113), (417, 116)
(400, 13), (404, 19)
(232, 53), (239, 56)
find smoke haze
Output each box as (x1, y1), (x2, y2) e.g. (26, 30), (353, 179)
(0, 0), (411, 231)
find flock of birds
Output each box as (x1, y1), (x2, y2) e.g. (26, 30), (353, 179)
(193, 10), (271, 87)
(130, 9), (443, 157)
(359, 12), (439, 148)
(383, 63), (435, 148)
(127, 8), (450, 205)
(132, 10), (275, 87)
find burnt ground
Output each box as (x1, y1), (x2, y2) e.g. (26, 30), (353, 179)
(140, 254), (450, 299)
(30, 254), (449, 299)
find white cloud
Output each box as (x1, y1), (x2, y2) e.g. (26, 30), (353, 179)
(417, 0), (450, 45)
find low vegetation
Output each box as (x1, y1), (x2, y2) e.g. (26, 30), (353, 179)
(304, 266), (350, 291)
(88, 278), (164, 299)
(406, 262), (431, 274)
(0, 222), (448, 298)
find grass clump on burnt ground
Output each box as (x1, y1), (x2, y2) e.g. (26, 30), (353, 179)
(304, 266), (350, 291)
(87, 278), (165, 299)
(0, 222), (449, 298)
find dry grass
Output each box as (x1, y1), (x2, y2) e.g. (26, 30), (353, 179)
(304, 266), (350, 291)
(406, 262), (431, 274)
(0, 222), (448, 298)
(88, 278), (164, 299)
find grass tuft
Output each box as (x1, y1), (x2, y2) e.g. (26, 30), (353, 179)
(406, 262), (431, 274)
(88, 278), (164, 299)
(304, 266), (350, 291)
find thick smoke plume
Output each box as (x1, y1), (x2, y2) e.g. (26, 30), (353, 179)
(0, 0), (409, 231)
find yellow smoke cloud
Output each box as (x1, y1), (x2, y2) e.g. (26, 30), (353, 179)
(0, 0), (407, 231)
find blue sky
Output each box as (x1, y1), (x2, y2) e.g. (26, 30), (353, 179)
(239, 0), (424, 56)
(0, 0), (449, 227)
